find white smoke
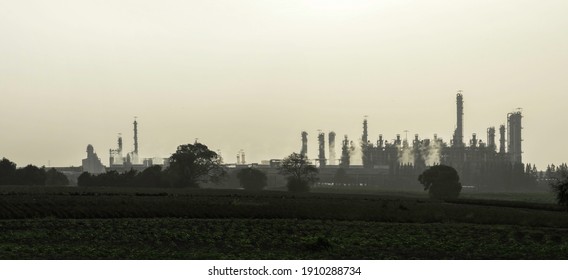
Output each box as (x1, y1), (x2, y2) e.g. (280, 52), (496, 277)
(349, 140), (361, 165)
(423, 139), (441, 166)
(398, 145), (413, 165)
(397, 137), (442, 166)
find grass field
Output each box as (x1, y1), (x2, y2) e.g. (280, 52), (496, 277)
(0, 186), (566, 259)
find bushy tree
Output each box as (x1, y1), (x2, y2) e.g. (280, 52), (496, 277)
(15, 165), (46, 186)
(45, 168), (69, 186)
(135, 165), (168, 188)
(551, 177), (568, 211)
(0, 158), (17, 185)
(166, 142), (226, 188)
(236, 167), (267, 190)
(78, 172), (94, 187)
(418, 165), (462, 200)
(279, 153), (318, 192)
(78, 169), (139, 187)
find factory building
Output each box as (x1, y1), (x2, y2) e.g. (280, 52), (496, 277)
(299, 91), (534, 191)
(108, 118), (163, 172)
(82, 144), (106, 174)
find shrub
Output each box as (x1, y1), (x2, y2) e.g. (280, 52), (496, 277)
(551, 177), (568, 211)
(418, 165), (462, 200)
(236, 168), (267, 190)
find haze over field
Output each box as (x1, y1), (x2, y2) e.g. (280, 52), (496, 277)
(1, 0), (567, 168)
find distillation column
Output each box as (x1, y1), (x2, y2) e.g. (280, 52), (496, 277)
(507, 111), (523, 164)
(318, 132), (326, 167)
(300, 131), (308, 157)
(452, 91), (464, 147)
(499, 125), (506, 154)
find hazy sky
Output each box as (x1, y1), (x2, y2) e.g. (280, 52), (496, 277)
(1, 0), (567, 169)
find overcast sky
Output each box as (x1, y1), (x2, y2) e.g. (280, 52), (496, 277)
(1, 0), (567, 169)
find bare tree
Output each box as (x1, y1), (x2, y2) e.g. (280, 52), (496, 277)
(279, 153), (318, 192)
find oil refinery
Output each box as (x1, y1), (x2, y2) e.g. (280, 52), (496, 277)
(77, 91), (535, 191)
(293, 91), (533, 191)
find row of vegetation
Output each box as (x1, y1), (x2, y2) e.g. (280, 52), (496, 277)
(1, 218), (567, 259)
(3, 141), (568, 208)
(78, 143), (321, 193)
(0, 158), (69, 186)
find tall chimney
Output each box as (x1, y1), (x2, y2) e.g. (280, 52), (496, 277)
(300, 131), (308, 156)
(507, 111), (523, 164)
(318, 132), (326, 167)
(133, 118), (138, 155)
(452, 91), (464, 147)
(362, 118), (368, 144)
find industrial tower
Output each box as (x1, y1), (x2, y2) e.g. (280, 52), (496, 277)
(318, 132), (326, 167)
(300, 131), (308, 157)
(507, 110), (523, 164)
(452, 91), (464, 147)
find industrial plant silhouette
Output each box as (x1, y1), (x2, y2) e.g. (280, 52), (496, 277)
(77, 91), (535, 191)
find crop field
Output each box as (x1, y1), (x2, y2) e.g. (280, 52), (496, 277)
(0, 186), (567, 259)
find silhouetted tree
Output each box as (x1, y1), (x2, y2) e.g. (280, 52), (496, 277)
(78, 172), (94, 187)
(135, 165), (168, 188)
(15, 165), (46, 186)
(551, 176), (568, 211)
(45, 168), (69, 186)
(279, 153), (318, 192)
(166, 142), (226, 188)
(236, 167), (267, 190)
(418, 165), (462, 200)
(0, 158), (17, 185)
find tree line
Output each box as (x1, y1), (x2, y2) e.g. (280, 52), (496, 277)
(0, 158), (69, 186)
(77, 143), (319, 192)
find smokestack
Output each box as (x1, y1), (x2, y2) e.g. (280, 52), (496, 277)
(362, 118), (368, 144)
(328, 131), (336, 165)
(507, 111), (523, 164)
(487, 127), (496, 152)
(301, 131), (308, 156)
(452, 91), (464, 147)
(318, 132), (326, 167)
(499, 125), (506, 154)
(133, 118), (138, 155)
